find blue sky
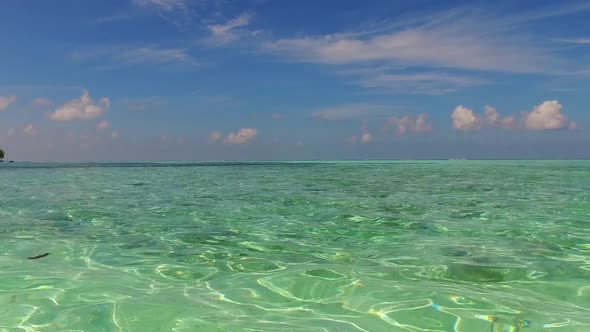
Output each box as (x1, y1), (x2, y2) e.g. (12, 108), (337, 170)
(1, 0), (589, 161)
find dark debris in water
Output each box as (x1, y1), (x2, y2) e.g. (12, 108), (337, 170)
(27, 252), (50, 260)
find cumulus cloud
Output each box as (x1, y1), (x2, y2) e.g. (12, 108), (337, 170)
(484, 105), (500, 126)
(345, 133), (372, 144)
(386, 113), (432, 134)
(483, 105), (520, 129)
(452, 105), (517, 130)
(0, 96), (17, 110)
(452, 101), (576, 131)
(452, 105), (481, 131)
(97, 120), (111, 130)
(523, 100), (567, 130)
(345, 120), (374, 144)
(23, 124), (35, 135)
(224, 128), (258, 144)
(48, 90), (110, 121)
(568, 122), (578, 130)
(502, 116), (518, 128)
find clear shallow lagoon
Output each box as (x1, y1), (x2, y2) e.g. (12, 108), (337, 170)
(1, 161), (589, 331)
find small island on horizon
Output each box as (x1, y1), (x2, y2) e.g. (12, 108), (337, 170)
(0, 148), (14, 163)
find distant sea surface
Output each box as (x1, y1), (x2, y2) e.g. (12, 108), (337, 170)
(1, 161), (589, 331)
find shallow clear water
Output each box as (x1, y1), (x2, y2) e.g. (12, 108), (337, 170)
(1, 161), (589, 332)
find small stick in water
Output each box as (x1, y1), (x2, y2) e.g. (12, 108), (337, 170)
(28, 253), (50, 260)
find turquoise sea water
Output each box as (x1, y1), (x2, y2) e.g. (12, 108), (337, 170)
(1, 161), (589, 332)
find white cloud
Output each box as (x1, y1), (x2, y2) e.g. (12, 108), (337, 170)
(262, 4), (590, 95)
(209, 131), (222, 143)
(48, 90), (110, 121)
(0, 96), (17, 110)
(99, 0), (189, 25)
(451, 102), (575, 131)
(208, 13), (251, 37)
(312, 104), (393, 120)
(524, 100), (567, 130)
(72, 46), (197, 67)
(387, 114), (432, 134)
(206, 13), (256, 46)
(483, 105), (519, 129)
(23, 124), (35, 135)
(555, 38), (590, 44)
(358, 71), (488, 95)
(484, 105), (500, 126)
(361, 132), (373, 143)
(517, 2), (590, 21)
(112, 47), (195, 65)
(111, 131), (119, 139)
(452, 105), (481, 131)
(132, 0), (191, 27)
(132, 0), (185, 11)
(502, 116), (518, 128)
(263, 12), (553, 73)
(97, 120), (111, 130)
(224, 128), (258, 144)
(345, 120), (374, 144)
